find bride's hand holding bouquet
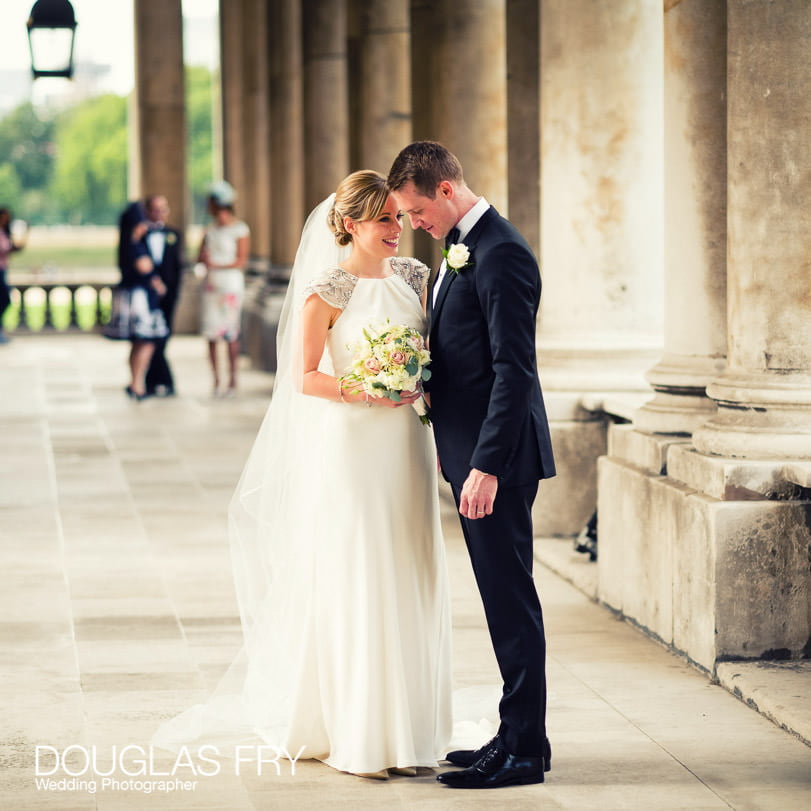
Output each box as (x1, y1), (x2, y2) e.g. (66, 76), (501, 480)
(339, 321), (432, 423)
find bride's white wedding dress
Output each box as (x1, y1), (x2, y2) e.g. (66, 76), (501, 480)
(154, 253), (453, 774)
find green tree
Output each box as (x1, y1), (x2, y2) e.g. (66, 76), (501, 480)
(0, 102), (56, 222)
(0, 163), (23, 209)
(0, 70), (215, 226)
(186, 65), (216, 224)
(50, 94), (128, 224)
(0, 102), (55, 192)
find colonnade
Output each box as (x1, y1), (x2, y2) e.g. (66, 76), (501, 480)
(597, 0), (811, 672)
(129, 0), (811, 672)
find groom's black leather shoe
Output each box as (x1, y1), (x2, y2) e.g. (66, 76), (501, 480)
(436, 744), (545, 789)
(445, 736), (552, 772)
(445, 735), (500, 768)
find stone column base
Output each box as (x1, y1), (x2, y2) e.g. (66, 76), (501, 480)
(694, 372), (811, 460)
(535, 341), (661, 537)
(634, 353), (724, 434)
(598, 425), (811, 673)
(634, 390), (717, 435)
(534, 393), (608, 537)
(241, 273), (289, 373)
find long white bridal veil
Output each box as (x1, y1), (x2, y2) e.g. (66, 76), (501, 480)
(230, 194), (347, 639)
(153, 195), (349, 754)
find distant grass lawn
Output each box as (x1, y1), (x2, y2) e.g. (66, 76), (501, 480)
(15, 244), (116, 271)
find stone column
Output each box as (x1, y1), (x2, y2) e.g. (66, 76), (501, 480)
(408, 0), (507, 272)
(219, 0), (246, 202)
(535, 0), (664, 535)
(356, 1), (411, 174)
(269, 0), (305, 266)
(635, 0), (727, 435)
(408, 0), (440, 265)
(539, 0), (663, 369)
(693, 1), (811, 460)
(435, 0), (508, 213)
(356, 0), (412, 254)
(302, 0), (349, 208)
(408, 0), (438, 143)
(132, 0), (187, 230)
(598, 1), (811, 671)
(506, 0), (540, 258)
(239, 0), (272, 261)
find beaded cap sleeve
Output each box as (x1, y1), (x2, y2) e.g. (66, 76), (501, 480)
(391, 257), (429, 297)
(302, 266), (359, 310)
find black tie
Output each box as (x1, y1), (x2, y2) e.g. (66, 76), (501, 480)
(431, 228), (460, 322)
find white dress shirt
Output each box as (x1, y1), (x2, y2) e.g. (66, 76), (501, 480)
(146, 229), (166, 265)
(432, 196), (490, 307)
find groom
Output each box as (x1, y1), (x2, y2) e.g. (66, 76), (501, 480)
(388, 142), (555, 789)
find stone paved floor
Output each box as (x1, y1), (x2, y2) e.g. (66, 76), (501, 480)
(1, 333), (810, 811)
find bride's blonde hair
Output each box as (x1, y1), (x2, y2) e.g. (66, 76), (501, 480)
(327, 170), (389, 246)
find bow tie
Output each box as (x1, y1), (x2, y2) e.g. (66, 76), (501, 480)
(444, 227), (460, 249)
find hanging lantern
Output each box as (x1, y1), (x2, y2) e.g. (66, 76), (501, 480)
(26, 0), (78, 80)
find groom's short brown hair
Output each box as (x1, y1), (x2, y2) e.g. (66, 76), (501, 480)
(387, 141), (464, 199)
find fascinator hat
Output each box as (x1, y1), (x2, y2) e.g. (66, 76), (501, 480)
(208, 180), (237, 206)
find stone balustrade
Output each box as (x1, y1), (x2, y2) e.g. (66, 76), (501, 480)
(6, 282), (113, 333)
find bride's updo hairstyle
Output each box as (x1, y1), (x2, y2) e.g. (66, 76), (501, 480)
(327, 170), (389, 246)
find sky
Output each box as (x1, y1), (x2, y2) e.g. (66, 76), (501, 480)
(1, 0), (219, 105)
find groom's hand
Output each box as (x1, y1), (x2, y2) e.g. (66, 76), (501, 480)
(459, 469), (498, 520)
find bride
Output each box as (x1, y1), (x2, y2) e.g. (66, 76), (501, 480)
(154, 171), (452, 779)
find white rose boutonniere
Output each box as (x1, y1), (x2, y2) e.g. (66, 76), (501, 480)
(442, 242), (473, 274)
(166, 233), (177, 245)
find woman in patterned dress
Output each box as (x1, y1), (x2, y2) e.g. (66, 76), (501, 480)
(199, 181), (251, 396)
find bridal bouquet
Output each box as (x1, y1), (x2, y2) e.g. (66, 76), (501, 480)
(340, 321), (432, 424)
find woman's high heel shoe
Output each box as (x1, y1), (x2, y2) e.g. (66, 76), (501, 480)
(351, 769), (389, 780)
(125, 386), (148, 402)
(389, 766), (417, 776)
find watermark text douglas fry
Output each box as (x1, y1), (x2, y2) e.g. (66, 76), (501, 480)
(33, 744), (307, 794)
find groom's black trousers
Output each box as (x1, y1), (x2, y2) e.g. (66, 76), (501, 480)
(450, 479), (547, 758)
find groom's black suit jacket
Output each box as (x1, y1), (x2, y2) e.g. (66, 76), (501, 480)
(138, 225), (184, 323)
(139, 225), (184, 393)
(427, 206), (555, 487)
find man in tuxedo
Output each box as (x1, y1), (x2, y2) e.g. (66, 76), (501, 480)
(389, 142), (555, 789)
(131, 195), (184, 396)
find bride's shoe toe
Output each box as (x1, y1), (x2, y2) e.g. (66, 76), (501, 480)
(351, 769), (389, 780)
(389, 766), (417, 776)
